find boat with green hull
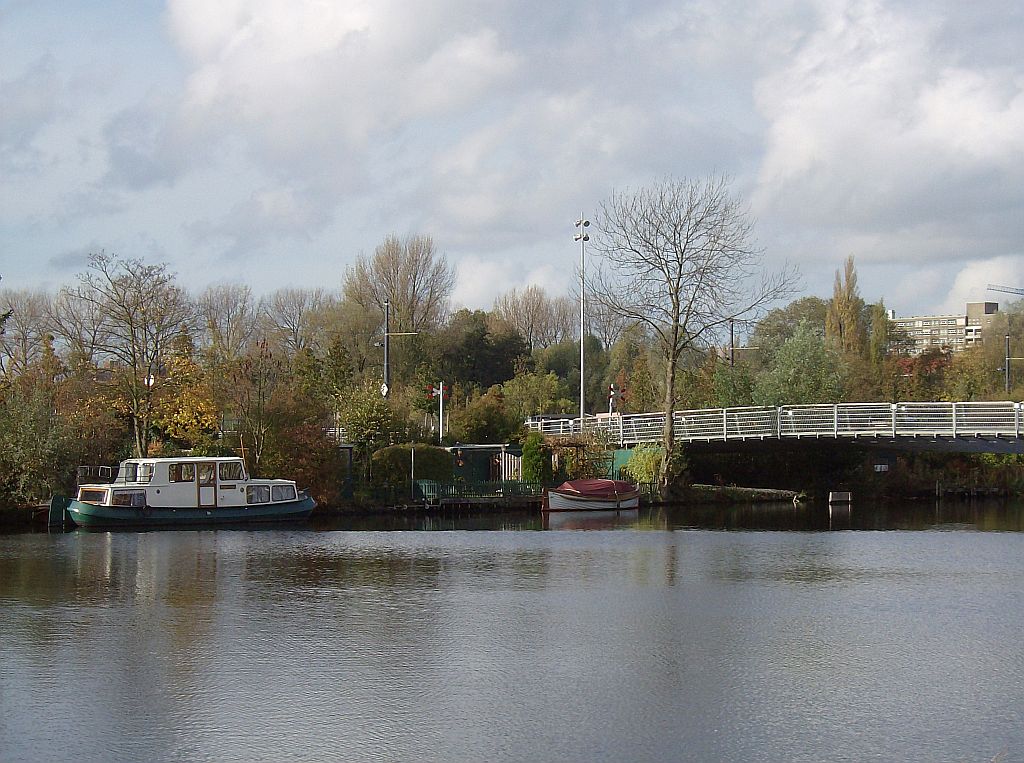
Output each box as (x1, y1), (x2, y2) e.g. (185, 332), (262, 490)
(66, 456), (316, 528)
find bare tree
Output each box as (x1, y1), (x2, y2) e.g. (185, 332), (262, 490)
(0, 289), (51, 377)
(541, 295), (578, 346)
(62, 252), (196, 457)
(587, 297), (633, 351)
(493, 285), (550, 351)
(197, 283), (260, 365)
(591, 176), (796, 492)
(49, 288), (108, 367)
(343, 234), (454, 332)
(260, 287), (329, 358)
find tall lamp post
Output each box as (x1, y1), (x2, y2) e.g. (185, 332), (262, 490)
(575, 215), (590, 432)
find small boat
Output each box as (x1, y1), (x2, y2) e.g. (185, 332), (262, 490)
(65, 456), (315, 528)
(543, 478), (640, 512)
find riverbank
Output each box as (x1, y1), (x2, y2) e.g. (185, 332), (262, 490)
(666, 484), (801, 504)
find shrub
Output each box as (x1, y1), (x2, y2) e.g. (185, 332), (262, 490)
(521, 431), (553, 484)
(623, 445), (664, 484)
(372, 444), (453, 487)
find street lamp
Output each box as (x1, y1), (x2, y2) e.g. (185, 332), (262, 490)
(574, 215), (590, 431)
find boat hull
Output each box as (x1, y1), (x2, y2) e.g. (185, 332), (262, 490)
(66, 496), (316, 528)
(543, 490), (640, 512)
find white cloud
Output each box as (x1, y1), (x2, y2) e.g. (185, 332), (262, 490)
(943, 256), (1024, 313)
(2, 0), (1023, 318)
(752, 0), (1024, 274)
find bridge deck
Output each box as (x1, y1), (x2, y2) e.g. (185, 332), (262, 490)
(527, 401), (1024, 449)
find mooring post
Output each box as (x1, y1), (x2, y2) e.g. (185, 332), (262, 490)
(47, 495), (70, 530)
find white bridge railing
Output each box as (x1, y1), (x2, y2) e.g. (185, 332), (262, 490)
(526, 401), (1024, 446)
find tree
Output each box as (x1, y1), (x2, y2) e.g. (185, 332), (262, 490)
(260, 287), (328, 358)
(754, 321), (844, 405)
(343, 234), (454, 333)
(62, 253), (195, 457)
(153, 347), (220, 450)
(0, 289), (51, 378)
(493, 285), (550, 351)
(0, 338), (75, 502)
(230, 338), (283, 472)
(825, 256), (867, 356)
(502, 370), (573, 422)
(591, 175), (795, 492)
(197, 283), (260, 366)
(448, 386), (519, 443)
(750, 296), (828, 360)
(435, 309), (528, 391)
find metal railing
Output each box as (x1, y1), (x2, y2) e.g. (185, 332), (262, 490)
(526, 401), (1024, 446)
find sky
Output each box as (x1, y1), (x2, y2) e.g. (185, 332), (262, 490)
(1, 0), (1023, 317)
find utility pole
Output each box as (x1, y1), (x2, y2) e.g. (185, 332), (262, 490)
(382, 299), (390, 397)
(378, 298), (418, 398)
(574, 214), (590, 431)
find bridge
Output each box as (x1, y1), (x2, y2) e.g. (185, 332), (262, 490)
(526, 401), (1024, 454)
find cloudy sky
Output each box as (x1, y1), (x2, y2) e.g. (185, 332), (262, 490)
(2, 0), (1022, 316)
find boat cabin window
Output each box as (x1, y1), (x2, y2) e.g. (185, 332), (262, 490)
(219, 461), (245, 482)
(117, 462), (153, 483)
(198, 463), (215, 487)
(78, 488), (108, 504)
(169, 463), (196, 483)
(111, 489), (147, 507)
(271, 485), (296, 502)
(246, 485), (270, 504)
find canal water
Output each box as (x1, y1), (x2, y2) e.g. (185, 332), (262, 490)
(3, 501), (1024, 762)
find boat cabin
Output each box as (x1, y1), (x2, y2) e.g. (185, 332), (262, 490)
(76, 456), (300, 510)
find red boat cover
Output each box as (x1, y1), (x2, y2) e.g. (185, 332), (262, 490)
(554, 479), (637, 496)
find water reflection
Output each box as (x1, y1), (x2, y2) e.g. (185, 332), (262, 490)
(3, 525), (1024, 762)
(302, 498), (1024, 533)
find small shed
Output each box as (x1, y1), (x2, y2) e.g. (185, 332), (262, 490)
(445, 443), (522, 482)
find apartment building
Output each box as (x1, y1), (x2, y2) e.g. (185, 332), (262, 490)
(891, 302), (999, 355)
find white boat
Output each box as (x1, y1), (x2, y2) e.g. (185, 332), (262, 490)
(543, 479), (640, 512)
(65, 456), (315, 527)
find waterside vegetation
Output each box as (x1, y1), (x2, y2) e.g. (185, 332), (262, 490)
(3, 178), (1024, 512)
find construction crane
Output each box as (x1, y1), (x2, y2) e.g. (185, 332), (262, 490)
(987, 284), (1024, 297)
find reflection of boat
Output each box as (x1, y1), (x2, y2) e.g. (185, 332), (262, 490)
(66, 456), (315, 528)
(543, 479), (640, 512)
(542, 508), (639, 530)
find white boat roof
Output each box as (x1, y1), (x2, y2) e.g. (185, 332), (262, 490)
(120, 456), (243, 462)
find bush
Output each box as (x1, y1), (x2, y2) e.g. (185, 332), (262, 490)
(623, 445), (664, 484)
(372, 444), (453, 487)
(521, 431), (552, 483)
